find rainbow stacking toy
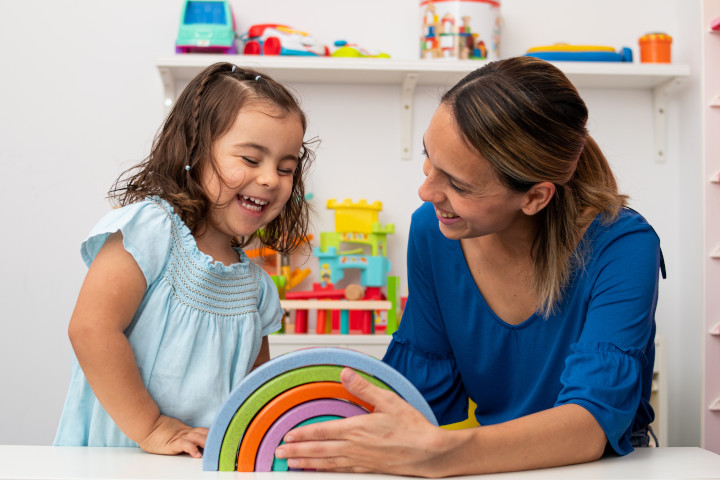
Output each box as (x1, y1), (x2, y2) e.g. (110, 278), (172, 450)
(202, 347), (437, 471)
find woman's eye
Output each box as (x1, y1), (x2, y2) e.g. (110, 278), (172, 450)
(448, 179), (465, 193)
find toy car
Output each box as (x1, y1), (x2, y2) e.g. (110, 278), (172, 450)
(240, 24), (329, 56)
(176, 0), (238, 54)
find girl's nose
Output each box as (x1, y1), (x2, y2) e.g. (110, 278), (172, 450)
(257, 166), (279, 189)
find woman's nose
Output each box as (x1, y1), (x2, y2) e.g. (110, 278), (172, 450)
(418, 159), (436, 202)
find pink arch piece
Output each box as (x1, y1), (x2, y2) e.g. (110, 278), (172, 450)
(254, 398), (368, 472)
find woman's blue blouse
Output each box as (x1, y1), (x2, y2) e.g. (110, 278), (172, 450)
(383, 202), (662, 455)
(54, 197), (282, 447)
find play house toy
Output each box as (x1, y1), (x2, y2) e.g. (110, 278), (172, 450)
(175, 0), (238, 54)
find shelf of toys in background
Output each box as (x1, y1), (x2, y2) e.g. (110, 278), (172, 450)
(248, 198), (402, 337)
(174, 0), (389, 58)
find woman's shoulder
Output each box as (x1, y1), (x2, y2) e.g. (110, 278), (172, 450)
(585, 207), (660, 259)
(593, 207), (658, 239)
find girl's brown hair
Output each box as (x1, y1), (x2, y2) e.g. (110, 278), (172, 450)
(109, 62), (315, 254)
(442, 56), (628, 316)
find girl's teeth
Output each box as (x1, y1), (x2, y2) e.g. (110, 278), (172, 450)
(240, 195), (268, 212)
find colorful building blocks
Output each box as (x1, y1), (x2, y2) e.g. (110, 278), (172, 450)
(202, 347), (438, 471)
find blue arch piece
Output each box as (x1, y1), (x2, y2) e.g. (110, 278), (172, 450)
(203, 347), (438, 470)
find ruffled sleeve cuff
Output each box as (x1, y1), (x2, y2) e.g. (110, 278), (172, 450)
(555, 342), (648, 455)
(81, 199), (172, 288)
(383, 335), (468, 425)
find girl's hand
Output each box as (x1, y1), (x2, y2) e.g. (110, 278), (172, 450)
(274, 367), (454, 477)
(138, 415), (209, 458)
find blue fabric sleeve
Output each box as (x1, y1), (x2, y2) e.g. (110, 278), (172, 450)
(80, 202), (172, 288)
(383, 206), (469, 425)
(256, 266), (283, 336)
(555, 219), (661, 454)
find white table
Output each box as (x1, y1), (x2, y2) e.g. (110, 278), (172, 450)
(0, 446), (719, 479)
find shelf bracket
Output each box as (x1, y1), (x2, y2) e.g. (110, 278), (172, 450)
(158, 67), (176, 115)
(401, 73), (419, 160)
(652, 77), (684, 164)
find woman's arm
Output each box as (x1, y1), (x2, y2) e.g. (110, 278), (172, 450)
(69, 232), (207, 456)
(275, 368), (606, 478)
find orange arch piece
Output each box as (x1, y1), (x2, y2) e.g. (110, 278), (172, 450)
(236, 382), (373, 472)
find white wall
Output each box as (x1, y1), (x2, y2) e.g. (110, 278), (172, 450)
(0, 0), (703, 448)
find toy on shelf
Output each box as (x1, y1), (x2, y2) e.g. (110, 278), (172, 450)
(175, 0), (238, 54)
(420, 0), (501, 60)
(285, 283), (365, 334)
(638, 33), (673, 63)
(240, 24), (329, 56)
(525, 44), (633, 62)
(331, 41), (390, 58)
(279, 198), (402, 335)
(202, 347), (438, 471)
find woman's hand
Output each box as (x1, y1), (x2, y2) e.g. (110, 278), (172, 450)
(274, 367), (455, 477)
(138, 415), (209, 458)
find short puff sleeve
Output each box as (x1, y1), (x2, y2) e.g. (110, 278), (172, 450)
(81, 201), (172, 288)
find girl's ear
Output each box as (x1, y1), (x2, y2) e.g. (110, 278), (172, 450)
(521, 181), (555, 216)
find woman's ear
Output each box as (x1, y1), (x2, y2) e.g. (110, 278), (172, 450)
(521, 181), (555, 216)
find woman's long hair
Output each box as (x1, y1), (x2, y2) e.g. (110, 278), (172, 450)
(442, 56), (627, 316)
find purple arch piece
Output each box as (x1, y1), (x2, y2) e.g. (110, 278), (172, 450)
(254, 398), (368, 472)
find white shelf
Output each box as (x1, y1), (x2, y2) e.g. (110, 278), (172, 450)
(156, 55), (690, 160)
(157, 55), (690, 89)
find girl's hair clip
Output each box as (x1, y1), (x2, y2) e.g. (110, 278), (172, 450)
(255, 75), (262, 81)
(185, 165), (191, 171)
(232, 65), (237, 73)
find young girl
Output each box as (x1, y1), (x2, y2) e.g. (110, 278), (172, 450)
(54, 62), (315, 458)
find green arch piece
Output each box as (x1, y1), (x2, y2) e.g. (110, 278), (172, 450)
(218, 365), (390, 471)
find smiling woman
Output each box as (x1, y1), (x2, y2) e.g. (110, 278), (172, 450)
(274, 56), (664, 477)
(53, 63), (316, 458)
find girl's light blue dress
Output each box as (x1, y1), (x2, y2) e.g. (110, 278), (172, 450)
(54, 197), (282, 447)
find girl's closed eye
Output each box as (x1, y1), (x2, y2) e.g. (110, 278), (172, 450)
(242, 157), (259, 166)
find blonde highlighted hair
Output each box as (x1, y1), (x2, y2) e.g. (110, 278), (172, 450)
(442, 56), (627, 316)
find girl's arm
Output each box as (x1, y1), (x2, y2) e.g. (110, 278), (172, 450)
(68, 232), (207, 457)
(251, 336), (271, 371)
(275, 368), (606, 478)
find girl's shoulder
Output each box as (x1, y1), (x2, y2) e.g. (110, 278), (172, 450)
(82, 197), (181, 284)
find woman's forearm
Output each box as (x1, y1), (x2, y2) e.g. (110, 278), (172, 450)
(435, 404), (606, 477)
